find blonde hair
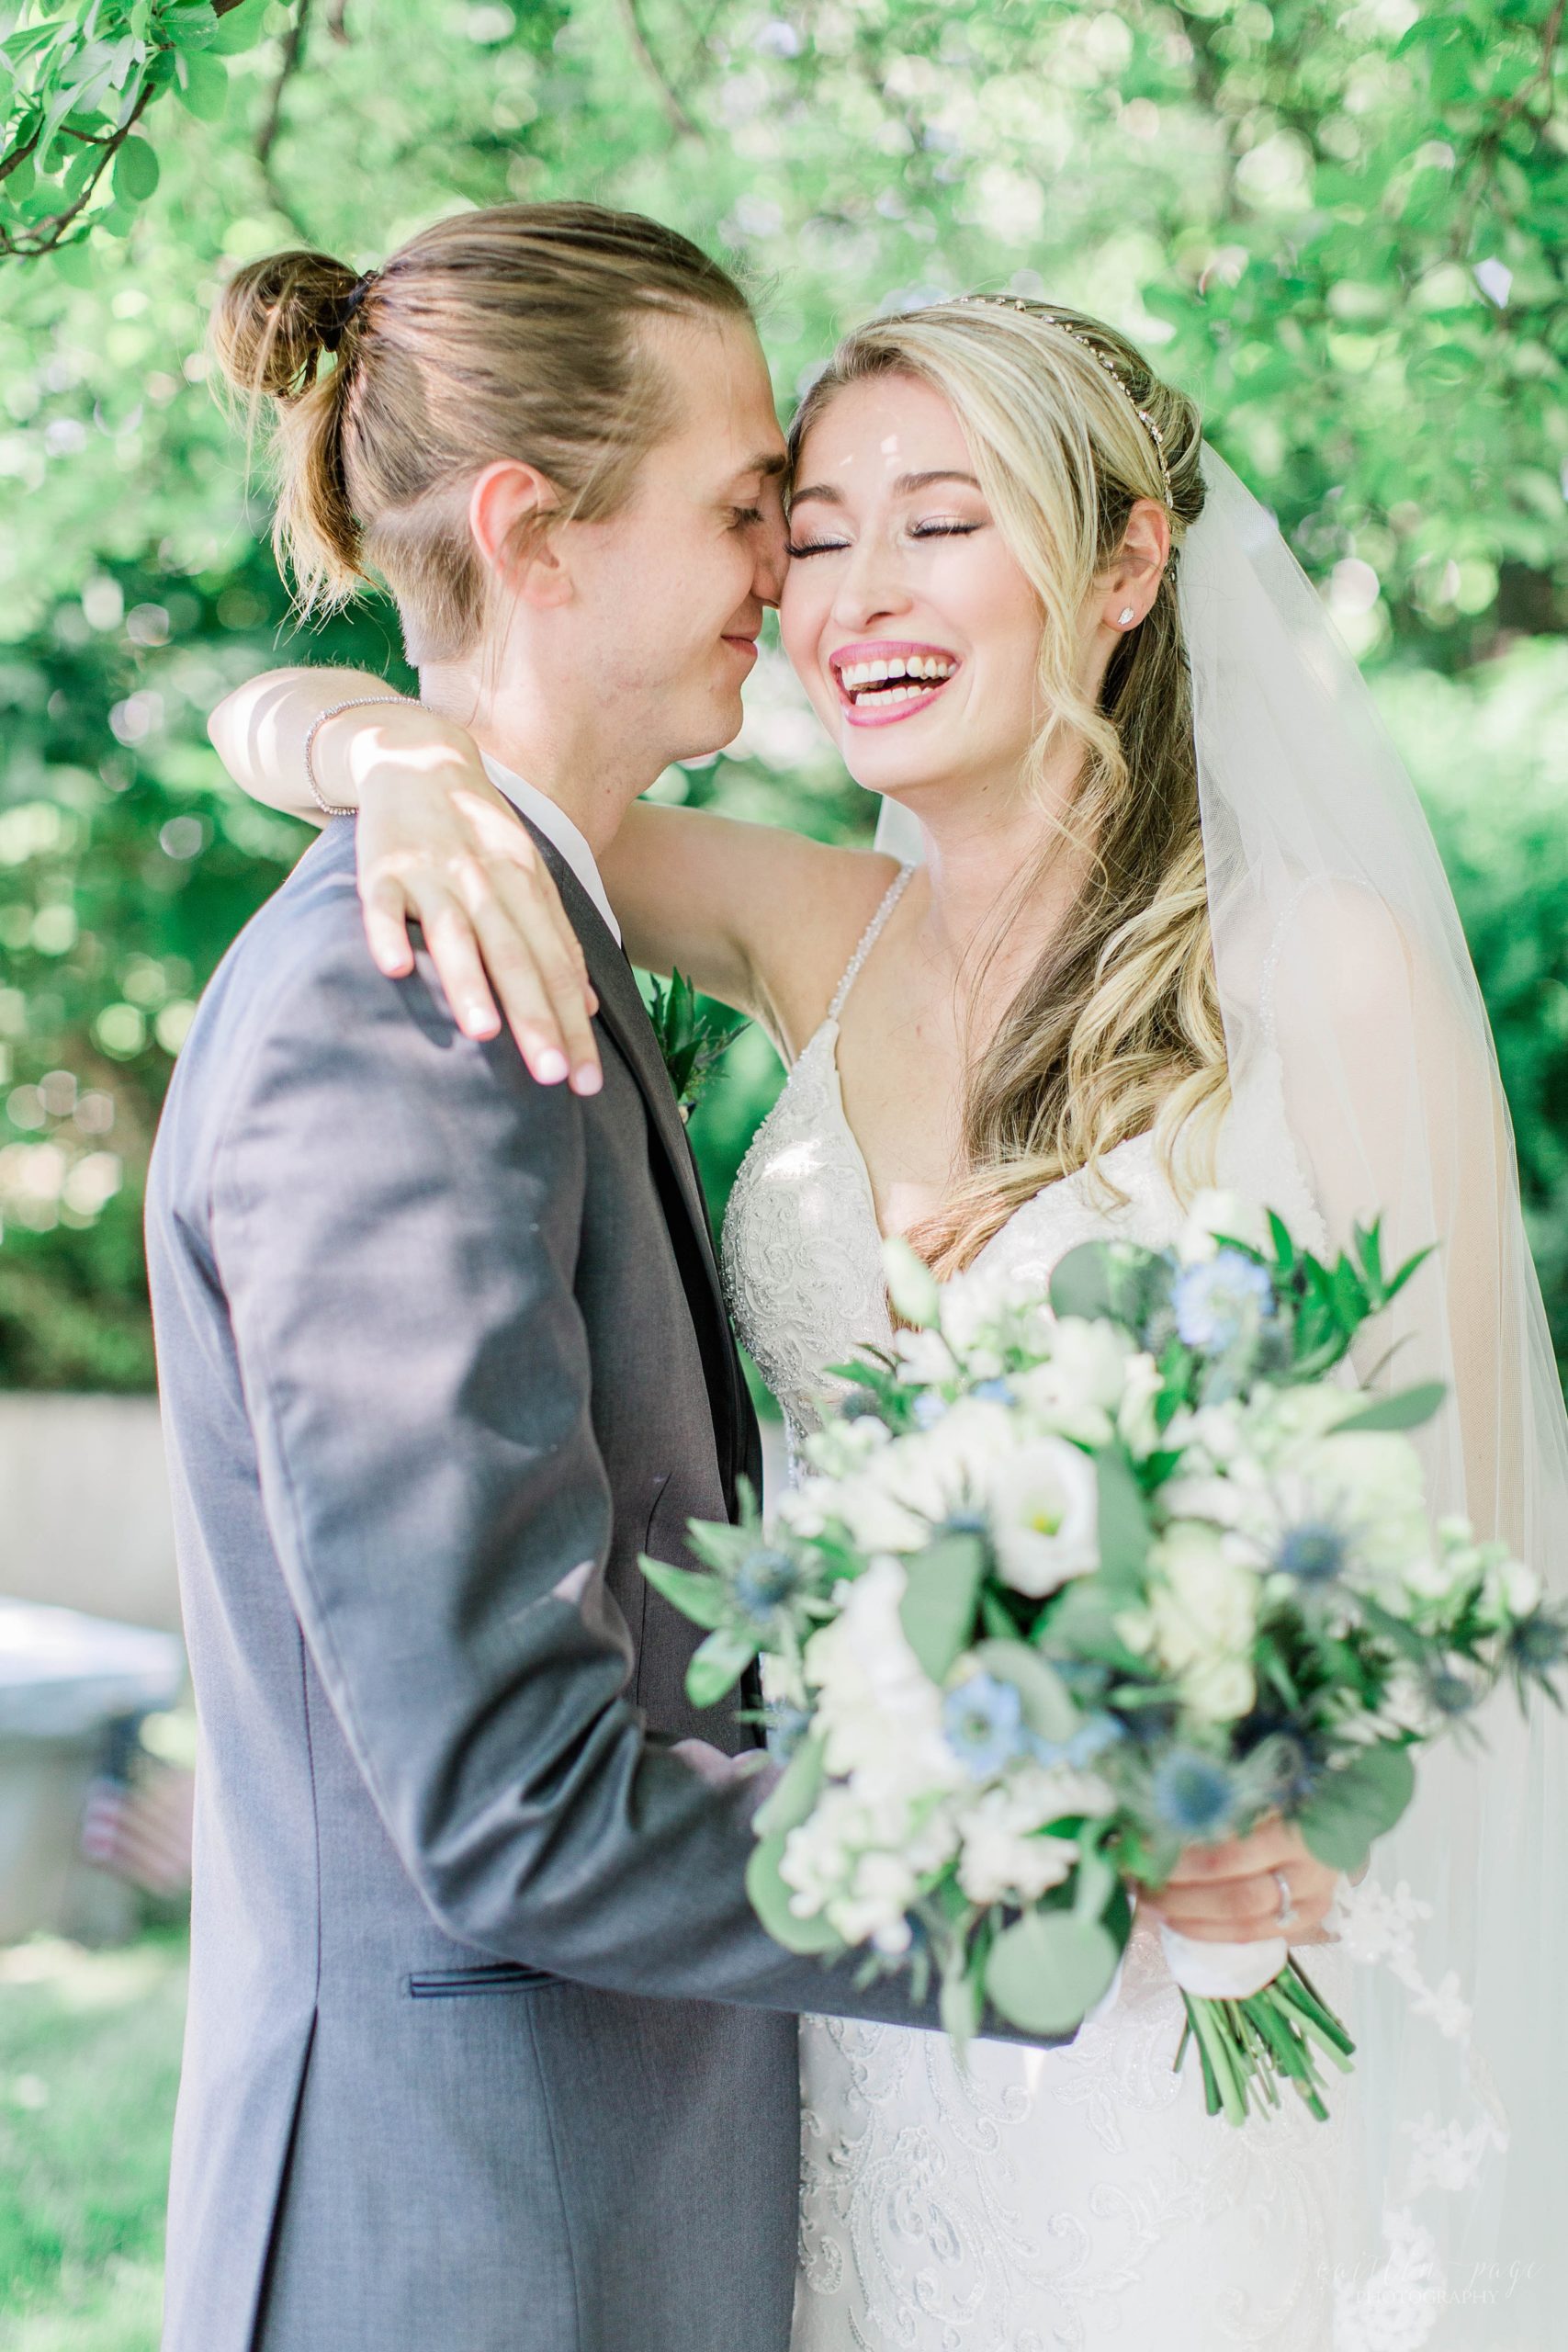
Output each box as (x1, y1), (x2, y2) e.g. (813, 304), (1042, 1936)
(210, 201), (750, 663)
(788, 300), (1226, 1276)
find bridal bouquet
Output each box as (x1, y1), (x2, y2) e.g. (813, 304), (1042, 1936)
(643, 1195), (1567, 2126)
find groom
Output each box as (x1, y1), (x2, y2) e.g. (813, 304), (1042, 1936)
(147, 216), (1035, 2352)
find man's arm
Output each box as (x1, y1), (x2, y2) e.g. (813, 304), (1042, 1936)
(210, 913), (992, 2032)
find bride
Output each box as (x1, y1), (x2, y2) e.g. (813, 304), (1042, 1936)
(212, 291), (1566, 2348)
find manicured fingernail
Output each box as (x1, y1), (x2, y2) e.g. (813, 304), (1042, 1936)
(536, 1048), (570, 1083)
(466, 1010), (500, 1039)
(571, 1064), (603, 1096)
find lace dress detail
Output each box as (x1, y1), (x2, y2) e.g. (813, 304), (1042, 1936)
(723, 865), (916, 1465)
(720, 884), (1352, 2351)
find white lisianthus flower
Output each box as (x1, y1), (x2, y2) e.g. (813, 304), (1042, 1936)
(801, 1412), (893, 1482)
(920, 1396), (1018, 1496)
(987, 1437), (1100, 1597)
(931, 1261), (1020, 1354)
(1176, 1189), (1269, 1266)
(891, 1327), (956, 1386)
(1012, 1318), (1133, 1446)
(1147, 1521), (1258, 1724)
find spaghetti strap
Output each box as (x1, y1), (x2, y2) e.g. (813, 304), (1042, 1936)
(827, 862), (917, 1024)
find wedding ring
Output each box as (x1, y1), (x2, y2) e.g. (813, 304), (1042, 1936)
(1272, 1867), (1298, 1931)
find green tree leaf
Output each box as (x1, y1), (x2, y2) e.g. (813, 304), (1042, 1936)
(112, 133), (159, 204)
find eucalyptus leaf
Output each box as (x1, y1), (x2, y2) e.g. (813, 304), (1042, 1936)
(984, 1911), (1120, 2036)
(752, 1733), (826, 1839)
(1298, 1742), (1416, 1871)
(1095, 1443), (1150, 1586)
(898, 1534), (986, 1681)
(1335, 1382), (1446, 1435)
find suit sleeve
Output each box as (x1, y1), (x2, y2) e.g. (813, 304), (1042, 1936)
(211, 923), (1052, 2039)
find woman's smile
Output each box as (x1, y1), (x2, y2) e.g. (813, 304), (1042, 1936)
(830, 639), (962, 726)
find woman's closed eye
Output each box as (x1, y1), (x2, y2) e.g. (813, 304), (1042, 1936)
(784, 518), (984, 559)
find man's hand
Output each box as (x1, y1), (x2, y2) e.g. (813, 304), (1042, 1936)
(1141, 1814), (1341, 1946)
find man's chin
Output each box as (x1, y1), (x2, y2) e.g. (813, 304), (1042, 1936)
(669, 700), (746, 767)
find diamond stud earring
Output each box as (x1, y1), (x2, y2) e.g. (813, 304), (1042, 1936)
(1117, 606), (1135, 626)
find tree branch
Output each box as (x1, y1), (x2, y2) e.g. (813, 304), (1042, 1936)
(256, 0), (313, 168)
(617, 0), (699, 138)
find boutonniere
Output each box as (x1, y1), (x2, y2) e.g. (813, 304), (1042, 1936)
(644, 968), (749, 1124)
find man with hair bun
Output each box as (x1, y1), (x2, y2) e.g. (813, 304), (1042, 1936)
(150, 202), (1043, 2352)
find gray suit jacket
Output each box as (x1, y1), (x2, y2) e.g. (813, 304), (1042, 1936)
(147, 818), (1040, 2352)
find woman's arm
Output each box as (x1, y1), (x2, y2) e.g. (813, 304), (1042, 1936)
(209, 668), (900, 1064)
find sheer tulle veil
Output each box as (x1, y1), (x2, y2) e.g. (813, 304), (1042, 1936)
(875, 442), (1568, 2347)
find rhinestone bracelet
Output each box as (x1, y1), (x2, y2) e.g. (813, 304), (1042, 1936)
(302, 696), (408, 820)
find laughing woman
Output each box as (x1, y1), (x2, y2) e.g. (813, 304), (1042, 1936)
(209, 283), (1567, 2350)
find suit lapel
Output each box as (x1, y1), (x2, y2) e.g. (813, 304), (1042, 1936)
(519, 822), (755, 1502)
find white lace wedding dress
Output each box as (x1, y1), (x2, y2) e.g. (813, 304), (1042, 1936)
(722, 866), (1353, 2352)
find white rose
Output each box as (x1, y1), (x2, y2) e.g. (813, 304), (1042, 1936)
(1178, 1651), (1256, 1724)
(1147, 1521), (1258, 1723)
(987, 1437), (1100, 1597)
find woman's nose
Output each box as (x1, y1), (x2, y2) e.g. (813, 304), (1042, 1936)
(831, 541), (912, 632)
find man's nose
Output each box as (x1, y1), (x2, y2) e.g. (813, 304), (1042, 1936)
(754, 515), (789, 608)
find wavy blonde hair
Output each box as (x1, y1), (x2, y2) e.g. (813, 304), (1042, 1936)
(788, 300), (1226, 1276)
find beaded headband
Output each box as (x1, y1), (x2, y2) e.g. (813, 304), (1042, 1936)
(949, 294), (1174, 507)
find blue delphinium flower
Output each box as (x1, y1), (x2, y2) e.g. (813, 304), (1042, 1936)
(911, 1391), (950, 1430)
(1151, 1748), (1238, 1839)
(733, 1545), (804, 1629)
(1171, 1249), (1276, 1351)
(1276, 1521), (1350, 1584)
(972, 1377), (1016, 1406)
(943, 1673), (1028, 1781)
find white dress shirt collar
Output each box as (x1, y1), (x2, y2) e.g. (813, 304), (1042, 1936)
(479, 752), (622, 946)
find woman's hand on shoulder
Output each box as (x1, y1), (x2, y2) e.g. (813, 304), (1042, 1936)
(352, 708), (602, 1094)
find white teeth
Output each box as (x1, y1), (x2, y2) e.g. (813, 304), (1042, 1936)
(840, 654), (957, 692)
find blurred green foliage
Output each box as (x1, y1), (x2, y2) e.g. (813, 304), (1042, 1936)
(0, 0), (1564, 1388)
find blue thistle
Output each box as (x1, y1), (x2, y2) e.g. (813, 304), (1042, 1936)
(1276, 1521), (1350, 1585)
(1152, 1749), (1238, 1839)
(733, 1545), (806, 1629)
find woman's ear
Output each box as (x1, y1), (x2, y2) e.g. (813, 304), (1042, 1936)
(468, 459), (570, 609)
(1100, 495), (1171, 630)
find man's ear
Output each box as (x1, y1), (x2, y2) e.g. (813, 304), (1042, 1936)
(468, 459), (571, 609)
